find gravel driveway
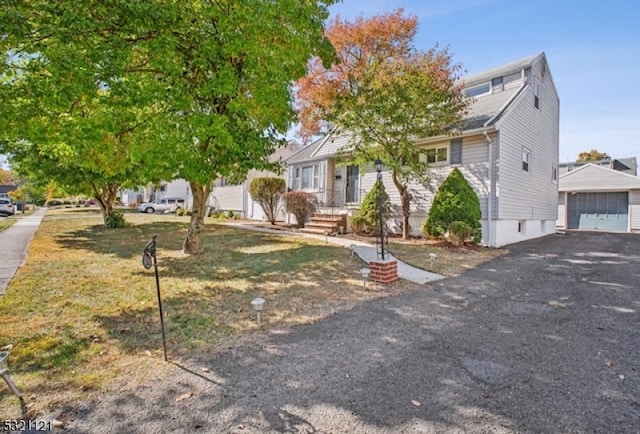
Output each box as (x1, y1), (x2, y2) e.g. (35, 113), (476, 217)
(62, 232), (640, 433)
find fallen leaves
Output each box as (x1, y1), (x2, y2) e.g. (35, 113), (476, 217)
(176, 391), (194, 402)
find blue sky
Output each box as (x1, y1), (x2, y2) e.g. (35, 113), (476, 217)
(326, 0), (640, 163)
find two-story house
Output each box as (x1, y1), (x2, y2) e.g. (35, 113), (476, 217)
(286, 52), (560, 247)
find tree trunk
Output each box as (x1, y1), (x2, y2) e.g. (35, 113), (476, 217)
(391, 171), (411, 239)
(183, 181), (212, 254)
(93, 183), (120, 225)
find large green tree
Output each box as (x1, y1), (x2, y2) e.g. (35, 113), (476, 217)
(0, 2), (174, 224)
(296, 10), (469, 238)
(0, 0), (335, 252)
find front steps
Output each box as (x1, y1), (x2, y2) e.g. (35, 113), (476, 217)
(300, 212), (347, 235)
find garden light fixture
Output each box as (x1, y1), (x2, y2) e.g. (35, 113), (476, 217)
(360, 267), (371, 288)
(251, 297), (266, 327)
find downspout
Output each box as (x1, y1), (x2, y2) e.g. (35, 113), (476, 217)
(483, 130), (493, 247)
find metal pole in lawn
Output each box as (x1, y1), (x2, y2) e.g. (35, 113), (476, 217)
(143, 234), (168, 361)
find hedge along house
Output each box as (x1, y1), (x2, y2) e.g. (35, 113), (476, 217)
(557, 163), (640, 232)
(286, 52), (560, 247)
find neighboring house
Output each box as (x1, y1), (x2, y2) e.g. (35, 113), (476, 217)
(557, 163), (640, 232)
(120, 179), (194, 209)
(286, 52), (560, 247)
(210, 141), (301, 220)
(559, 157), (637, 176)
(0, 184), (17, 198)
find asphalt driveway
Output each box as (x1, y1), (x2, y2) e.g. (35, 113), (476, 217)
(63, 232), (640, 433)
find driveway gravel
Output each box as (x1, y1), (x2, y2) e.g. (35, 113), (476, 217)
(56, 232), (640, 432)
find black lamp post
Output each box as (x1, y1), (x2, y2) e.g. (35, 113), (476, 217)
(374, 158), (386, 260)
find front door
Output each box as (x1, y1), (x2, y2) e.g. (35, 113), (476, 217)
(346, 165), (359, 203)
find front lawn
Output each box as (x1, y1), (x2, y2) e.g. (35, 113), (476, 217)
(0, 209), (406, 418)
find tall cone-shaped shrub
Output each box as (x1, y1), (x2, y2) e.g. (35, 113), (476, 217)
(423, 168), (481, 243)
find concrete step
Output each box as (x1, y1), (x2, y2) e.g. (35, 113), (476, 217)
(305, 222), (339, 231)
(298, 227), (334, 235)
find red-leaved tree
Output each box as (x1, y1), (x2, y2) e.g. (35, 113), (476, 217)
(296, 9), (469, 238)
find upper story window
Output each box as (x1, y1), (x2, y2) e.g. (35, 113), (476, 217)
(522, 148), (531, 172)
(534, 81), (540, 109)
(464, 83), (490, 98)
(420, 145), (448, 165)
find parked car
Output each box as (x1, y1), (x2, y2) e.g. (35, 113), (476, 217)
(0, 198), (16, 216)
(137, 197), (185, 214)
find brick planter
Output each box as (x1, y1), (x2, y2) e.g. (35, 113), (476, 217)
(369, 259), (398, 284)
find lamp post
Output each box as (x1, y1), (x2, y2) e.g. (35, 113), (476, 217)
(374, 158), (386, 260)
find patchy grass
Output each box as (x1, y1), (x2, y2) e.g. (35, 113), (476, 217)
(0, 217), (14, 232)
(0, 208), (412, 418)
(388, 238), (507, 276)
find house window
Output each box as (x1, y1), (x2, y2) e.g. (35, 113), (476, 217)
(522, 148), (531, 172)
(491, 76), (503, 92)
(518, 220), (526, 233)
(534, 81), (540, 109)
(464, 83), (490, 98)
(296, 164), (322, 190)
(552, 164), (558, 183)
(420, 145), (448, 164)
(450, 138), (462, 164)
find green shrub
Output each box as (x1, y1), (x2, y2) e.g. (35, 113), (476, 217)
(423, 168), (481, 243)
(448, 220), (472, 246)
(176, 208), (186, 216)
(351, 179), (392, 234)
(105, 210), (125, 228)
(226, 210), (234, 219)
(248, 177), (286, 224)
(283, 191), (317, 228)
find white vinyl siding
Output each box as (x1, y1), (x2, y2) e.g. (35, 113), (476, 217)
(493, 58), (559, 222)
(213, 185), (244, 214)
(630, 190), (640, 231)
(557, 192), (566, 229)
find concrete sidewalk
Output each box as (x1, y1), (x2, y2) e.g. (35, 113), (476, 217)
(226, 223), (444, 284)
(0, 208), (47, 296)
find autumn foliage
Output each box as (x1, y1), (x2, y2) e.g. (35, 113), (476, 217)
(295, 9), (469, 238)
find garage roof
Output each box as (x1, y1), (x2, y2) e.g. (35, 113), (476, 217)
(559, 163), (640, 192)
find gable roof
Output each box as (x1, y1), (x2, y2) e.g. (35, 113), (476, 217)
(286, 136), (328, 164)
(559, 163), (640, 192)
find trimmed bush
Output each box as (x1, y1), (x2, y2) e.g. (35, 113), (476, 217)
(283, 191), (317, 228)
(248, 177), (286, 224)
(423, 168), (481, 244)
(350, 179), (392, 235)
(448, 220), (472, 246)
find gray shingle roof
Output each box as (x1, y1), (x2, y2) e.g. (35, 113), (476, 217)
(460, 52), (544, 129)
(285, 136), (328, 164)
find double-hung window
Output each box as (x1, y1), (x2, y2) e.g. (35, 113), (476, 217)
(420, 145), (448, 165)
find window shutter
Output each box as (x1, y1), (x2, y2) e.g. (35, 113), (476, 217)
(450, 139), (462, 164)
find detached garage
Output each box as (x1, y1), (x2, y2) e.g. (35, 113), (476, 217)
(557, 163), (640, 232)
